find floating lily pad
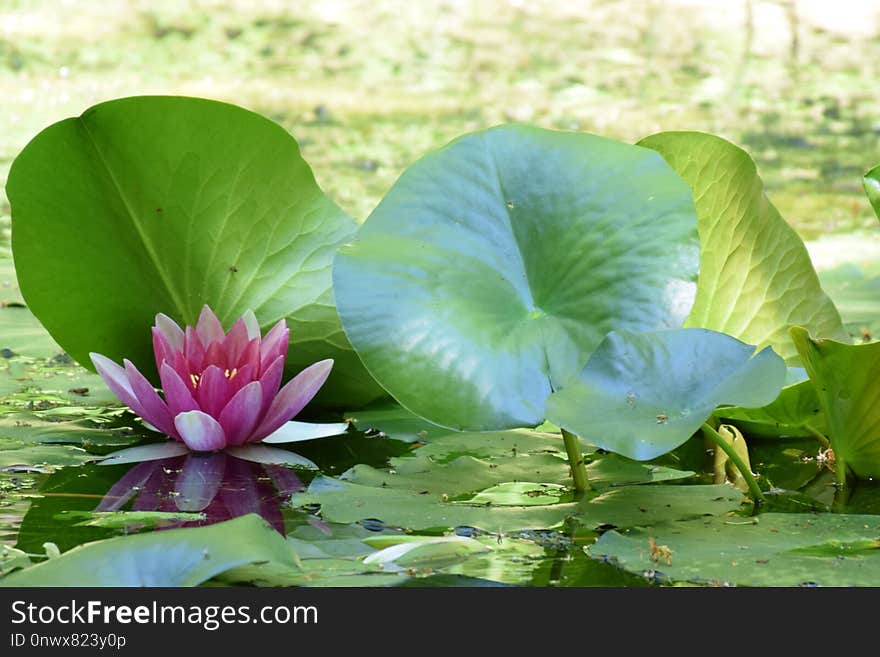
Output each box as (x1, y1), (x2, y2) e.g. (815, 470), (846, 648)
(641, 132), (847, 364)
(334, 124), (699, 431)
(791, 327), (880, 479)
(588, 513), (880, 586)
(343, 403), (448, 443)
(8, 95), (383, 408)
(0, 513), (300, 586)
(546, 328), (786, 460)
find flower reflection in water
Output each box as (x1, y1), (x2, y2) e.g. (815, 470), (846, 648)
(96, 452), (304, 533)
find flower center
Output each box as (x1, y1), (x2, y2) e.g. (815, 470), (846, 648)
(225, 368), (238, 380)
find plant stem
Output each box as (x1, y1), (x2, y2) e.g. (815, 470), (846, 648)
(803, 423), (831, 449)
(701, 422), (764, 503)
(561, 428), (590, 493)
(835, 454), (849, 489)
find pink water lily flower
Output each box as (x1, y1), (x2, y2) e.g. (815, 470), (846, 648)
(90, 305), (333, 452)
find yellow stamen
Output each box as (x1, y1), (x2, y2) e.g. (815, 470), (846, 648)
(190, 373), (200, 388)
(224, 368), (238, 380)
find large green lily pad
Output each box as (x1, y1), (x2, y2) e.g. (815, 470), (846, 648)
(334, 124), (699, 430)
(640, 131), (846, 364)
(588, 513), (880, 586)
(546, 328), (786, 460)
(791, 327), (880, 479)
(7, 95), (382, 408)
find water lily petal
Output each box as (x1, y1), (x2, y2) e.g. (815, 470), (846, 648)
(196, 304), (226, 347)
(174, 410), (228, 452)
(196, 365), (233, 418)
(203, 340), (227, 370)
(239, 337), (261, 374)
(257, 355), (285, 417)
(251, 359), (334, 441)
(154, 313), (185, 352)
(242, 310), (261, 340)
(218, 381), (263, 446)
(90, 353), (141, 410)
(98, 442), (191, 466)
(226, 444), (318, 469)
(123, 360), (176, 436)
(222, 318), (250, 366)
(159, 362), (201, 420)
(152, 327), (189, 382)
(228, 363), (256, 395)
(184, 326), (206, 375)
(259, 321), (289, 372)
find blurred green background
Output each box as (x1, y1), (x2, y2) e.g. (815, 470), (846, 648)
(0, 0), (878, 265)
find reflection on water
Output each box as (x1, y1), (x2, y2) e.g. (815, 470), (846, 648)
(96, 453), (303, 533)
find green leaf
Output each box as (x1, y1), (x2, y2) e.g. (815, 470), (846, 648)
(7, 95), (383, 408)
(716, 378), (825, 438)
(639, 131), (847, 364)
(334, 124), (699, 430)
(864, 164), (880, 220)
(344, 403), (448, 443)
(545, 328), (786, 460)
(588, 513), (880, 586)
(0, 513), (299, 586)
(791, 327), (880, 479)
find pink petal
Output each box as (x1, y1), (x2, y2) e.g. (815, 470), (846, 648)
(238, 337), (261, 373)
(218, 380), (264, 446)
(257, 355), (285, 417)
(242, 310), (261, 340)
(196, 305), (226, 347)
(195, 365), (233, 418)
(124, 360), (176, 436)
(259, 321), (289, 373)
(152, 327), (188, 383)
(174, 410), (228, 451)
(154, 313), (185, 352)
(222, 318), (250, 366)
(90, 353), (145, 414)
(159, 362), (200, 420)
(203, 340), (227, 370)
(250, 359), (334, 441)
(184, 326), (206, 376)
(229, 363), (256, 395)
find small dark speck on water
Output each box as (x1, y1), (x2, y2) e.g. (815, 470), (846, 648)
(1, 348), (14, 358)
